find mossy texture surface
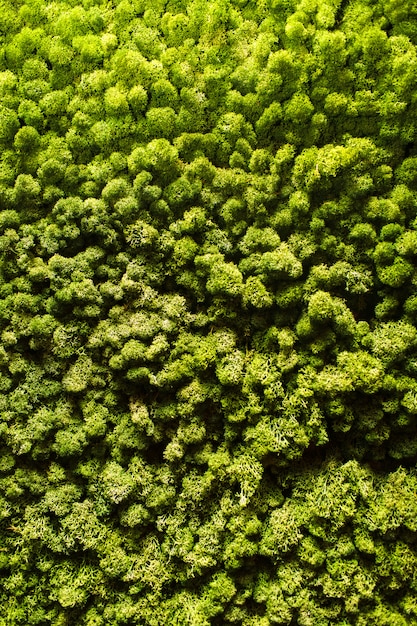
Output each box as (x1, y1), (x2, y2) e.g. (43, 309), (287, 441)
(1, 0), (417, 623)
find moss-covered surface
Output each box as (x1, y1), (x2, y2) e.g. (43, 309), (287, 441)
(1, 0), (417, 623)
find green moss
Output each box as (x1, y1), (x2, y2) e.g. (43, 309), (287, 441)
(1, 0), (417, 623)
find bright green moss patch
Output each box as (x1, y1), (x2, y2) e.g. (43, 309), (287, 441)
(1, 0), (417, 623)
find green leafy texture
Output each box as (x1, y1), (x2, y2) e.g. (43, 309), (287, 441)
(1, 0), (417, 623)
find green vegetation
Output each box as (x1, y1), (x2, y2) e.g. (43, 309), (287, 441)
(1, 0), (417, 623)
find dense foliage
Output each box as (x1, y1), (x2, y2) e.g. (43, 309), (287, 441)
(1, 0), (417, 623)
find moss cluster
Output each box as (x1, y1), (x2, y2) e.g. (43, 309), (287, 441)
(1, 0), (417, 623)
